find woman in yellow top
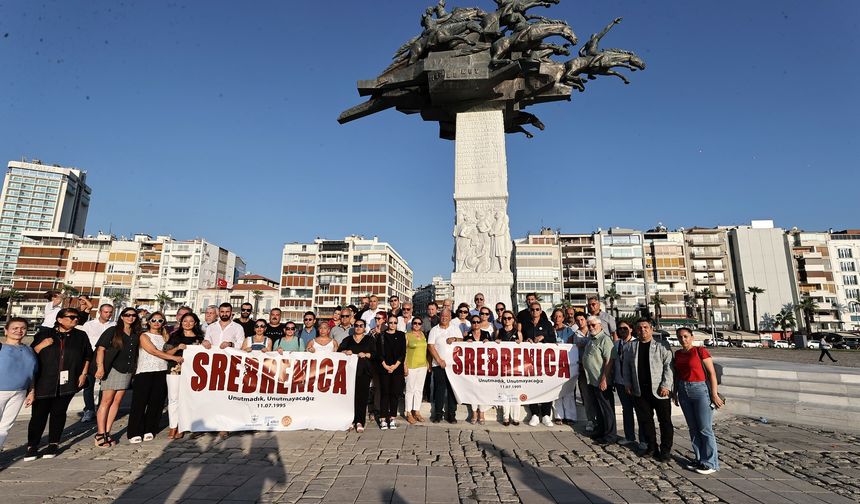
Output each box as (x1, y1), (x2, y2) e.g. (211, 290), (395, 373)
(404, 317), (429, 424)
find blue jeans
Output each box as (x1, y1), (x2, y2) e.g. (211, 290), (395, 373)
(616, 384), (645, 444)
(678, 381), (720, 470)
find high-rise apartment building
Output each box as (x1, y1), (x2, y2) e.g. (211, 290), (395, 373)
(512, 228), (561, 313)
(0, 160), (91, 287)
(787, 230), (841, 331)
(643, 226), (689, 323)
(829, 229), (860, 330)
(596, 228), (646, 316)
(558, 233), (600, 311)
(412, 276), (454, 317)
(683, 227), (737, 329)
(728, 221), (796, 332)
(279, 236), (413, 322)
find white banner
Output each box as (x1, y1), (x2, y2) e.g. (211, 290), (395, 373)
(178, 347), (356, 432)
(445, 342), (578, 405)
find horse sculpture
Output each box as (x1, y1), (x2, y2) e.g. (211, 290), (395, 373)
(562, 48), (645, 87)
(491, 20), (577, 63)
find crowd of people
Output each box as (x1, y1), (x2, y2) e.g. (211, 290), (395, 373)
(0, 290), (723, 475)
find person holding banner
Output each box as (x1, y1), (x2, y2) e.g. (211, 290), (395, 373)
(522, 303), (557, 427)
(495, 310), (522, 426)
(404, 317), (428, 424)
(164, 312), (204, 440)
(274, 322), (303, 353)
(307, 323), (338, 353)
(242, 319), (273, 352)
(551, 308), (577, 425)
(377, 315), (406, 430)
(339, 319), (376, 433)
(464, 315), (493, 424)
(582, 316), (617, 444)
(428, 309), (462, 423)
(455, 303), (471, 336)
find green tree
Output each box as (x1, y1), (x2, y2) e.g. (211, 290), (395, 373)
(746, 286), (765, 333)
(650, 292), (665, 329)
(155, 292), (174, 313)
(698, 288), (714, 328)
(796, 296), (818, 334)
(2, 288), (23, 325)
(773, 303), (796, 334)
(603, 283), (620, 319)
(252, 290), (264, 318)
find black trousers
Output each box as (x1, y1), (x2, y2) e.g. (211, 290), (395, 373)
(529, 402), (552, 417)
(634, 389), (673, 454)
(588, 385), (617, 439)
(27, 394), (75, 447)
(378, 370), (404, 419)
(819, 347), (836, 362)
(353, 374), (371, 426)
(128, 371), (168, 438)
(432, 367), (457, 420)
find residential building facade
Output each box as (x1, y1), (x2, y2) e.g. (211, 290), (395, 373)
(829, 229), (860, 330)
(512, 228), (562, 313)
(558, 233), (600, 311)
(787, 230), (841, 331)
(596, 228), (646, 317)
(643, 226), (690, 324)
(683, 227), (737, 329)
(412, 276), (454, 317)
(196, 274), (279, 319)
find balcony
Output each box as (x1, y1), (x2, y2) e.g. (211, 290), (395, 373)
(690, 250), (723, 259)
(694, 276), (727, 285)
(691, 264), (724, 272)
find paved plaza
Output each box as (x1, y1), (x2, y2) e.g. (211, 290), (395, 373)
(1, 408), (859, 504)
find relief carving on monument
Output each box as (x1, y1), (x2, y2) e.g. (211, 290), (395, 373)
(453, 200), (512, 274)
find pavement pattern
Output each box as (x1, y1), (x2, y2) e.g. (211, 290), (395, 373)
(2, 410), (860, 504)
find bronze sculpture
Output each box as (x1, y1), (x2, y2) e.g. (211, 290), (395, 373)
(338, 0), (644, 139)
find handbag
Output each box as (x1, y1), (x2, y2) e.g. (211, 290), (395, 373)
(696, 347), (726, 408)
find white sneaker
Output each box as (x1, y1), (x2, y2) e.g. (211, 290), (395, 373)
(696, 467), (717, 475)
(143, 433), (154, 442)
(129, 436), (142, 444)
(541, 415), (554, 427)
(379, 420), (388, 430)
(585, 421), (594, 432)
(356, 424), (365, 433)
(81, 410), (95, 422)
(389, 419), (397, 430)
(528, 415), (540, 427)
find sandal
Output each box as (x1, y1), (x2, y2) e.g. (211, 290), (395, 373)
(94, 433), (113, 448)
(167, 428), (177, 439)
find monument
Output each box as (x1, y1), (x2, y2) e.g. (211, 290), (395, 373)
(339, 0), (644, 309)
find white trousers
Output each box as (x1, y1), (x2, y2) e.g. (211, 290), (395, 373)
(0, 389), (27, 450)
(166, 374), (181, 429)
(502, 402), (523, 422)
(404, 367), (428, 411)
(553, 393), (577, 421)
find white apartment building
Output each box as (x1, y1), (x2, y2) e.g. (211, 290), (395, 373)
(280, 236), (413, 322)
(787, 230), (841, 331)
(412, 276), (454, 316)
(683, 227), (737, 329)
(728, 220), (797, 331)
(158, 239), (246, 314)
(829, 229), (860, 330)
(196, 274), (279, 318)
(644, 226), (690, 324)
(0, 159), (91, 287)
(558, 233), (600, 311)
(596, 228), (646, 316)
(512, 228), (562, 313)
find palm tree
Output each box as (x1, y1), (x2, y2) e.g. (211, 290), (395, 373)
(61, 283), (79, 307)
(155, 292), (174, 313)
(796, 296), (818, 334)
(252, 290), (264, 318)
(603, 283), (620, 319)
(110, 291), (128, 320)
(650, 293), (665, 329)
(746, 286), (765, 333)
(2, 288), (23, 325)
(698, 288), (714, 328)
(774, 303), (796, 335)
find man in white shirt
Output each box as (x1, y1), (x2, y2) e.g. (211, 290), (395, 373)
(202, 303), (245, 349)
(79, 303), (116, 422)
(200, 305), (218, 333)
(40, 290), (63, 328)
(428, 309), (463, 423)
(360, 295), (382, 330)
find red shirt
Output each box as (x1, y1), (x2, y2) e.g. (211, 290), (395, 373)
(674, 347), (711, 382)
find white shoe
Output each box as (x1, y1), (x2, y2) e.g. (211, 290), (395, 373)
(389, 419), (397, 429)
(585, 421), (594, 432)
(528, 415), (540, 427)
(379, 420), (388, 430)
(81, 410), (95, 422)
(541, 415), (554, 427)
(143, 433), (154, 442)
(356, 424), (365, 433)
(129, 436), (143, 444)
(696, 467), (717, 475)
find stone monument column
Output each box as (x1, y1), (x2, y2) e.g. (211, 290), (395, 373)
(451, 104), (513, 309)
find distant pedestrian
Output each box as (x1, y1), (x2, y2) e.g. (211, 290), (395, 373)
(819, 337), (837, 363)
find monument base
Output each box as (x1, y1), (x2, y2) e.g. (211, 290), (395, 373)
(452, 272), (513, 312)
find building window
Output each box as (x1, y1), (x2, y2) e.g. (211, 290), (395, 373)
(841, 262), (857, 272)
(838, 248), (854, 259)
(845, 275), (859, 286)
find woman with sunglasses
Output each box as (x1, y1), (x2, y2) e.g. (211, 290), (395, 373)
(25, 308), (93, 461)
(495, 310), (522, 426)
(455, 303), (471, 336)
(477, 308), (494, 333)
(338, 319), (375, 432)
(523, 303), (557, 428)
(464, 315), (493, 424)
(404, 317), (428, 424)
(128, 312), (182, 443)
(243, 319), (273, 352)
(551, 308), (576, 425)
(163, 312), (203, 440)
(93, 307), (141, 448)
(274, 323), (303, 353)
(376, 315), (406, 430)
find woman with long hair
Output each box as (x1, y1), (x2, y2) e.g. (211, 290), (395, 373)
(93, 307), (141, 447)
(551, 308), (576, 425)
(274, 322), (303, 353)
(495, 310), (522, 426)
(128, 312), (182, 443)
(163, 312), (203, 440)
(25, 308), (92, 460)
(376, 314), (405, 430)
(338, 319), (375, 432)
(242, 319), (273, 352)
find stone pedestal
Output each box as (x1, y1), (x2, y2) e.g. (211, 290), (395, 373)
(451, 105), (513, 309)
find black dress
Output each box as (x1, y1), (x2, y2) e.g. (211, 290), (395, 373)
(376, 330), (406, 419)
(339, 334), (376, 425)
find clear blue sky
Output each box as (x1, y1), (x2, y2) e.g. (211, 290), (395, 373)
(1, 1), (858, 285)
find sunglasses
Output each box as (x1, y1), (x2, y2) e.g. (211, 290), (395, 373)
(375, 317), (385, 320)
(496, 308), (504, 311)
(255, 324), (267, 329)
(150, 319), (165, 324)
(471, 320), (481, 324)
(480, 312), (490, 316)
(458, 310), (468, 314)
(474, 298), (484, 301)
(285, 327), (296, 331)
(530, 308), (541, 312)
(355, 324), (366, 328)
(303, 318), (314, 322)
(387, 320), (397, 324)
(121, 313), (137, 318)
(502, 316), (514, 321)
(241, 308), (252, 312)
(61, 314), (80, 320)
(412, 321), (422, 325)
